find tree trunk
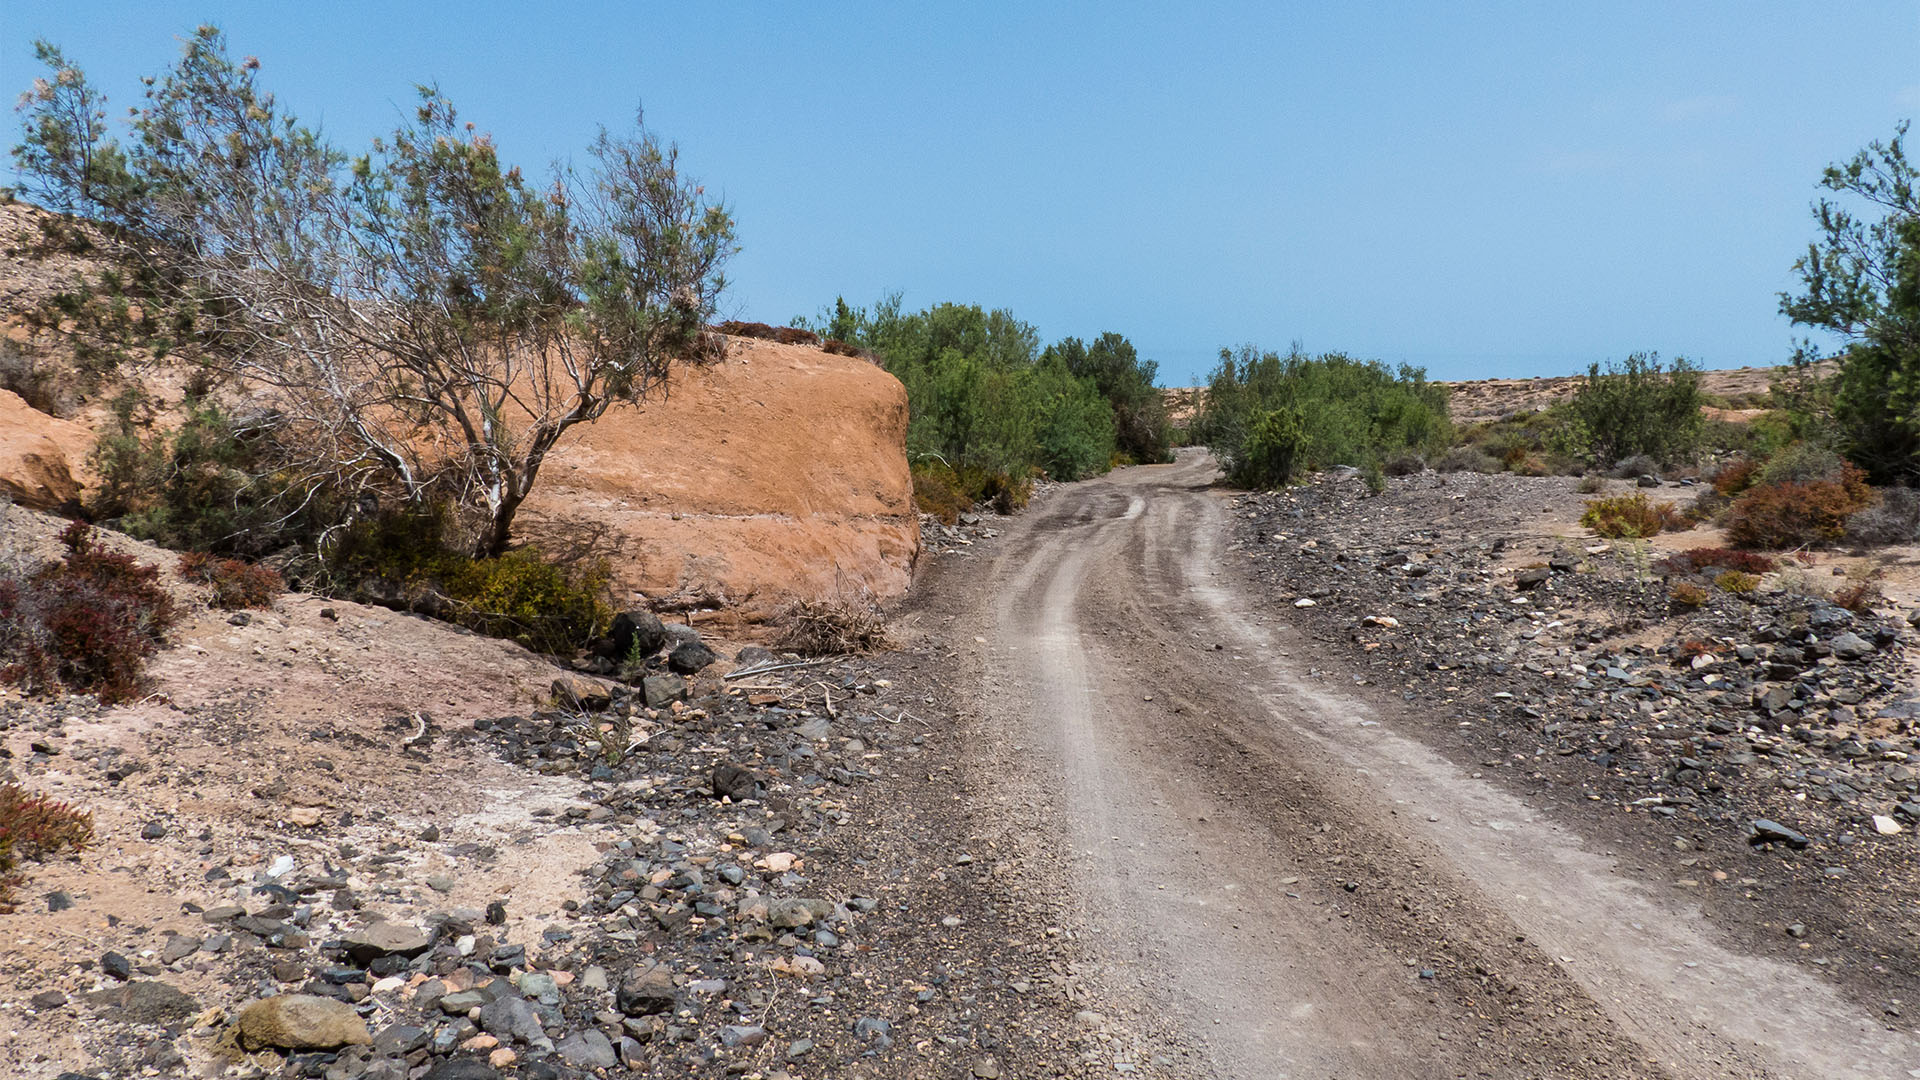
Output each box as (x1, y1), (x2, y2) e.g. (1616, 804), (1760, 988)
(472, 490), (525, 560)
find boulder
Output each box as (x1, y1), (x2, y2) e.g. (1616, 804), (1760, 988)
(343, 920), (432, 965)
(0, 388), (92, 509)
(1829, 631), (1875, 661)
(237, 994), (372, 1050)
(669, 639), (718, 674)
(607, 610), (667, 661)
(616, 962), (676, 1016)
(642, 674), (689, 708)
(551, 674), (613, 711)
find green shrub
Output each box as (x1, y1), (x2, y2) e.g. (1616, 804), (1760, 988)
(0, 521), (177, 703)
(1724, 464), (1877, 549)
(1715, 570), (1761, 594)
(1566, 353), (1704, 466)
(1757, 442), (1849, 487)
(1581, 493), (1683, 539)
(1234, 407), (1306, 488)
(324, 507), (610, 654)
(1576, 474), (1604, 494)
(88, 395), (326, 559)
(1194, 346), (1450, 486)
(1436, 446), (1500, 473)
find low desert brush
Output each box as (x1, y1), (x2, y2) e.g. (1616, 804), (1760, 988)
(1723, 464), (1876, 550)
(1657, 547), (1776, 576)
(773, 597), (891, 656)
(1669, 581), (1709, 609)
(1714, 570), (1761, 594)
(1581, 493), (1685, 539)
(0, 521), (177, 703)
(0, 782), (93, 911)
(177, 551), (282, 610)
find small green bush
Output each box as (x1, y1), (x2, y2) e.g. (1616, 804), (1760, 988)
(1436, 446), (1500, 474)
(324, 507), (610, 654)
(1566, 353), (1704, 466)
(1757, 442), (1849, 487)
(1715, 570), (1761, 594)
(1235, 407), (1305, 488)
(1576, 474), (1604, 494)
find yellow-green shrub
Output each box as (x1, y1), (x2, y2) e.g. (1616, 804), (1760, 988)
(1581, 493), (1684, 539)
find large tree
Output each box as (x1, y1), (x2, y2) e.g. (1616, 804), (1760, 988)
(1780, 120), (1920, 481)
(12, 27), (736, 555)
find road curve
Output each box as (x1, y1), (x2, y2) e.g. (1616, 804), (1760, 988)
(944, 450), (1920, 1080)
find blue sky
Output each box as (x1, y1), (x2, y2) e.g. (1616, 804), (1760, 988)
(5, 3), (1917, 385)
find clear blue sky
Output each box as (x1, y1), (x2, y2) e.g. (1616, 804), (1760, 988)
(6, 3), (1917, 385)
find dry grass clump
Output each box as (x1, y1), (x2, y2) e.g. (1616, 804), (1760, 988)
(773, 597), (892, 656)
(1669, 581), (1709, 609)
(1581, 493), (1685, 539)
(715, 320), (821, 346)
(0, 782), (94, 911)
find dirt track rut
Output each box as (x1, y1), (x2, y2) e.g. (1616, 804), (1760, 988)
(944, 452), (1920, 1080)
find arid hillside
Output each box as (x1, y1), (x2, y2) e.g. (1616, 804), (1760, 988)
(0, 200), (917, 616)
(1163, 362), (1822, 427)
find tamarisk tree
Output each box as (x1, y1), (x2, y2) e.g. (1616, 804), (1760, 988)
(12, 26), (736, 556)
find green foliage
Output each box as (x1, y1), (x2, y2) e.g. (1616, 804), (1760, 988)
(1235, 407), (1306, 488)
(87, 395), (325, 559)
(1042, 333), (1173, 465)
(1192, 345), (1451, 486)
(1564, 353), (1704, 466)
(1715, 570), (1761, 594)
(13, 27), (736, 558)
(809, 295), (1171, 489)
(1778, 121), (1920, 482)
(324, 507), (611, 655)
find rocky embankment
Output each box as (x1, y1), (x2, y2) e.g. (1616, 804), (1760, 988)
(1230, 469), (1920, 1014)
(0, 504), (1094, 1080)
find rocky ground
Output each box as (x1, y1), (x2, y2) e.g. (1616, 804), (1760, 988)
(1229, 468), (1920, 1020)
(0, 504), (1097, 1080)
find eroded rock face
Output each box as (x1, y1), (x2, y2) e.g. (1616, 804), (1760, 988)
(0, 388), (92, 509)
(519, 336), (919, 617)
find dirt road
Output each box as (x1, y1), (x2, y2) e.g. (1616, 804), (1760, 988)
(932, 451), (1920, 1080)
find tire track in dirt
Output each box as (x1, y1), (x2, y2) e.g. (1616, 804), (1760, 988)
(945, 450), (1920, 1079)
